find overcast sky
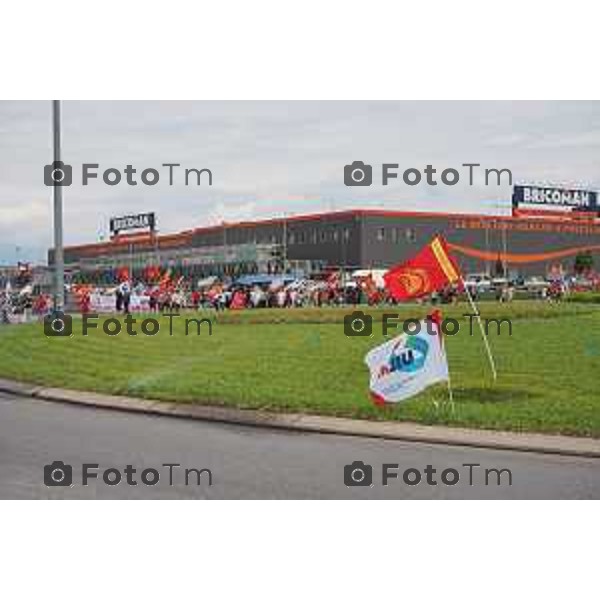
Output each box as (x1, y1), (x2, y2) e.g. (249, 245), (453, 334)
(1, 100), (599, 264)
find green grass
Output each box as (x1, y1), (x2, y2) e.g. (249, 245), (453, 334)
(0, 301), (599, 437)
(567, 292), (600, 304)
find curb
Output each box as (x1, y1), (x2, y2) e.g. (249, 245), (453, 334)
(0, 377), (599, 458)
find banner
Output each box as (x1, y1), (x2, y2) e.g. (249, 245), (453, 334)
(110, 212), (156, 235)
(88, 293), (150, 313)
(512, 185), (597, 213)
(364, 317), (449, 404)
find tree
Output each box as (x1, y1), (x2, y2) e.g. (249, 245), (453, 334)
(574, 252), (594, 275)
(494, 255), (505, 277)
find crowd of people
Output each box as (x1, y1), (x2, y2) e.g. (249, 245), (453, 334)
(67, 272), (581, 315)
(1, 265), (598, 324)
(69, 273), (373, 315)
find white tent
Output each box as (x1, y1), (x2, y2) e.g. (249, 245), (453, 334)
(197, 276), (218, 288)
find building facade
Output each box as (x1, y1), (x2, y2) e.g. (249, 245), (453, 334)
(48, 209), (600, 282)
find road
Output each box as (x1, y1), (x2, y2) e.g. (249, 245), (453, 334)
(0, 391), (598, 499)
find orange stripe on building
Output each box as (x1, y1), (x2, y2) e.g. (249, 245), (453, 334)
(447, 242), (600, 264)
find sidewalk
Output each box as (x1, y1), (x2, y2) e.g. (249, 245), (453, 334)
(0, 377), (599, 458)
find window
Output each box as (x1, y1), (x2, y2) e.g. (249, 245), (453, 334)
(405, 228), (417, 243)
(311, 230), (317, 244)
(343, 228), (350, 242)
(288, 232), (295, 244)
(320, 230), (327, 242)
(333, 230), (339, 242)
(376, 227), (385, 242)
(391, 227), (398, 243)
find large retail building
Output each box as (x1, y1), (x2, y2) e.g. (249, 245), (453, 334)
(49, 206), (600, 282)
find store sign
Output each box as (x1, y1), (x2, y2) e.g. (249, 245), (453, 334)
(110, 213), (156, 235)
(512, 185), (598, 213)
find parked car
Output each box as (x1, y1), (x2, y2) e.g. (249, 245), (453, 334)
(524, 276), (549, 292)
(464, 273), (492, 292)
(491, 277), (509, 290)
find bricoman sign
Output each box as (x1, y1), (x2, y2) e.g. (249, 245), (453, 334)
(512, 185), (598, 213)
(110, 213), (156, 235)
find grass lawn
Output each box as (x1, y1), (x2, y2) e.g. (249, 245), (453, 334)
(0, 301), (599, 437)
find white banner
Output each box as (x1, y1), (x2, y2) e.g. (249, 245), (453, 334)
(89, 293), (150, 313)
(364, 318), (449, 404)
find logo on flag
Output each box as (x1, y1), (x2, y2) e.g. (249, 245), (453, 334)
(364, 316), (449, 404)
(384, 235), (461, 301)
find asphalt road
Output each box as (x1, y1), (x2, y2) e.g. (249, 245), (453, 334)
(0, 391), (598, 499)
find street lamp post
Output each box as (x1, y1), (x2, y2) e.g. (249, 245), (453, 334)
(282, 215), (288, 273)
(222, 221), (227, 276)
(52, 100), (65, 311)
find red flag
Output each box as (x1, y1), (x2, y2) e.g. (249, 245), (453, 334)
(326, 270), (340, 290)
(358, 274), (380, 305)
(117, 266), (130, 282)
(158, 269), (172, 291)
(144, 265), (161, 282)
(230, 290), (247, 310)
(384, 236), (461, 301)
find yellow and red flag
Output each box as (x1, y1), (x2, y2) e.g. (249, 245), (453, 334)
(158, 268), (172, 291)
(384, 236), (461, 301)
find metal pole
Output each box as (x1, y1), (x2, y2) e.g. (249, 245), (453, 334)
(154, 231), (160, 267)
(282, 215), (287, 273)
(222, 222), (227, 275)
(502, 222), (508, 277)
(52, 100), (65, 311)
(129, 242), (134, 279)
(461, 276), (498, 381)
(484, 224), (490, 276)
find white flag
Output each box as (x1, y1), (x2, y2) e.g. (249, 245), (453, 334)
(364, 317), (449, 404)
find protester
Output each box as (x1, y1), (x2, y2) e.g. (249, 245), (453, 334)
(33, 293), (50, 318)
(191, 289), (200, 310)
(118, 279), (132, 313)
(0, 292), (10, 324)
(149, 288), (159, 312)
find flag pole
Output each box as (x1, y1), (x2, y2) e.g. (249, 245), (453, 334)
(441, 325), (455, 409)
(430, 310), (455, 410)
(445, 354), (455, 405)
(461, 277), (498, 381)
(444, 348), (455, 411)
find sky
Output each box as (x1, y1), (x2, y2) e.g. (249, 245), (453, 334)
(1, 100), (599, 264)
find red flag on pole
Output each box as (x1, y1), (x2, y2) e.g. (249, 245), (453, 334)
(384, 235), (461, 301)
(117, 266), (130, 282)
(158, 269), (172, 292)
